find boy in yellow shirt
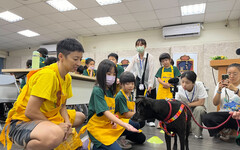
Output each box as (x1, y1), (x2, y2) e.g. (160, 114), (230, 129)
(0, 38), (86, 150)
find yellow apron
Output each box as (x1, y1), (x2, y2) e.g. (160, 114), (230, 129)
(0, 66), (82, 150)
(87, 95), (129, 146)
(157, 65), (174, 99)
(116, 90), (135, 119)
(87, 69), (95, 77)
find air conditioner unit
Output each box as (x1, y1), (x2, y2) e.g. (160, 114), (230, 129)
(162, 23), (201, 38)
(40, 44), (57, 52)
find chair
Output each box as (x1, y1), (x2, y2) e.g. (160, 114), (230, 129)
(0, 75), (19, 126)
(0, 74), (20, 103)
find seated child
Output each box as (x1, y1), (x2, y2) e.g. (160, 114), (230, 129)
(44, 57), (57, 66)
(115, 71), (146, 149)
(83, 58), (96, 77)
(75, 65), (84, 75)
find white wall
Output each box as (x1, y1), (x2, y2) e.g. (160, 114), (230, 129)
(5, 20), (240, 112)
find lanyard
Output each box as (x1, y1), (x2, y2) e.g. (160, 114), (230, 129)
(139, 55), (144, 70)
(184, 86), (195, 103)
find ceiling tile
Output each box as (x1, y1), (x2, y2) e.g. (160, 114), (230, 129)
(69, 0), (99, 9)
(125, 0), (153, 13)
(151, 0), (179, 9)
(82, 7), (109, 18)
(44, 24), (66, 32)
(74, 28), (93, 35)
(139, 19), (161, 28)
(76, 19), (99, 28)
(45, 13), (72, 23)
(0, 0), (22, 10)
(63, 10), (90, 21)
(1, 23), (24, 32)
(159, 17), (181, 26)
(205, 11), (230, 22)
(13, 20), (39, 29)
(181, 14), (204, 23)
(156, 7), (181, 19)
(88, 26), (108, 34)
(59, 21), (83, 29)
(11, 5), (40, 19)
(28, 16), (55, 27)
(228, 10), (240, 20)
(120, 22), (142, 31)
(132, 11), (157, 21)
(5, 33), (28, 40)
(103, 3), (130, 15)
(32, 27), (54, 35)
(0, 28), (12, 35)
(27, 2), (58, 15)
(206, 0), (235, 13)
(179, 0), (207, 6)
(0, 36), (15, 44)
(112, 14), (136, 23)
(16, 0), (42, 4)
(57, 29), (78, 38)
(104, 24), (125, 32)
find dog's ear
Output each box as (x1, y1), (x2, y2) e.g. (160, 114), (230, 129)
(141, 98), (152, 108)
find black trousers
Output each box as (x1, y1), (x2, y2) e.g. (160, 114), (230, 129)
(136, 88), (156, 123)
(202, 112), (239, 137)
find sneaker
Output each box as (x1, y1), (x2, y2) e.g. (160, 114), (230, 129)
(219, 135), (230, 142)
(194, 135), (203, 139)
(147, 122), (155, 127)
(117, 136), (132, 149)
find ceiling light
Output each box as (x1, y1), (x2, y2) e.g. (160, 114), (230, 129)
(96, 0), (122, 6)
(94, 17), (117, 26)
(18, 30), (40, 37)
(181, 3), (206, 16)
(0, 11), (23, 22)
(46, 0), (77, 12)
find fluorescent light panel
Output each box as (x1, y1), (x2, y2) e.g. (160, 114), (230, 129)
(96, 0), (122, 6)
(46, 0), (77, 12)
(181, 3), (206, 16)
(18, 30), (40, 37)
(0, 11), (23, 22)
(94, 17), (117, 26)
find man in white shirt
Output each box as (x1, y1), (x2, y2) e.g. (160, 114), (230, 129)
(176, 71), (208, 138)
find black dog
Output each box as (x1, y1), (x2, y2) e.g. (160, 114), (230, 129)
(132, 96), (191, 150)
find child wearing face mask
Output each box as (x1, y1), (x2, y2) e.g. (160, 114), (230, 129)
(84, 59), (139, 150)
(83, 58), (97, 77)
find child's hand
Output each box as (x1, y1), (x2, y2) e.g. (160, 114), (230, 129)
(123, 123), (140, 133)
(111, 121), (117, 129)
(163, 82), (171, 88)
(229, 110), (240, 120)
(59, 122), (72, 141)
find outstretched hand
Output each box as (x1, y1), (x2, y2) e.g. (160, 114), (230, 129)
(229, 111), (240, 120)
(123, 123), (140, 133)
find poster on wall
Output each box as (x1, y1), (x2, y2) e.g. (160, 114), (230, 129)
(118, 57), (133, 69)
(172, 53), (198, 74)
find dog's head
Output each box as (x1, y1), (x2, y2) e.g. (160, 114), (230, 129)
(132, 96), (155, 122)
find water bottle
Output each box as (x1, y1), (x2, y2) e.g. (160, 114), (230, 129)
(32, 51), (40, 69)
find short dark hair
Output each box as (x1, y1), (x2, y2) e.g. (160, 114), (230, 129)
(57, 38), (84, 58)
(96, 59), (117, 95)
(119, 71), (135, 84)
(84, 58), (95, 69)
(37, 48), (48, 58)
(44, 57), (57, 66)
(159, 53), (171, 62)
(26, 59), (32, 68)
(77, 65), (84, 74)
(227, 63), (240, 71)
(181, 71), (197, 83)
(135, 38), (147, 47)
(108, 53), (118, 61)
(170, 59), (174, 66)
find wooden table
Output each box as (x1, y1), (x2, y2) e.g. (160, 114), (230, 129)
(2, 69), (96, 104)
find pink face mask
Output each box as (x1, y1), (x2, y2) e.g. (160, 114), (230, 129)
(106, 75), (116, 86)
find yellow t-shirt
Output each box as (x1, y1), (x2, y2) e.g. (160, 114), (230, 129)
(11, 63), (73, 123)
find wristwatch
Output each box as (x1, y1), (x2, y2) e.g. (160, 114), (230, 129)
(234, 88), (239, 95)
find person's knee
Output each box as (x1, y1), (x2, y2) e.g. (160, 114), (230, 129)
(194, 106), (206, 114)
(42, 126), (65, 148)
(74, 112), (86, 127)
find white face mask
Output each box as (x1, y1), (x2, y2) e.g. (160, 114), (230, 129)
(106, 75), (116, 86)
(136, 46), (145, 53)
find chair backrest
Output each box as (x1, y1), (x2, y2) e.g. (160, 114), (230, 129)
(0, 74), (19, 103)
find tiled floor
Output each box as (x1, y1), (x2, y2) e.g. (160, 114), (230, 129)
(1, 122), (239, 150)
